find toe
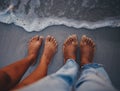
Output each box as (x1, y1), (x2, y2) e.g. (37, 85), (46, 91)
(72, 34), (78, 44)
(89, 39), (94, 46)
(80, 41), (85, 47)
(83, 40), (87, 46)
(53, 38), (56, 42)
(63, 39), (67, 46)
(52, 37), (56, 45)
(33, 35), (39, 40)
(55, 41), (57, 46)
(53, 38), (57, 45)
(67, 36), (73, 44)
(63, 41), (67, 47)
(80, 35), (88, 46)
(64, 35), (75, 46)
(92, 43), (96, 48)
(46, 35), (51, 41)
(54, 39), (58, 46)
(81, 35), (87, 42)
(87, 38), (95, 47)
(69, 36), (74, 42)
(29, 35), (39, 42)
(87, 38), (91, 45)
(85, 37), (90, 45)
(39, 36), (43, 42)
(50, 36), (55, 41)
(65, 37), (70, 45)
(72, 34), (77, 41)
(64, 37), (69, 47)
(50, 35), (54, 41)
(82, 35), (87, 40)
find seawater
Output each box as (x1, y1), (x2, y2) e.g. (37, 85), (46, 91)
(0, 0), (120, 32)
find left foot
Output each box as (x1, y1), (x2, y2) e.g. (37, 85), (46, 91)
(63, 34), (78, 63)
(28, 35), (43, 63)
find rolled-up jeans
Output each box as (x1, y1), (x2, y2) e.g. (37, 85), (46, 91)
(20, 59), (117, 91)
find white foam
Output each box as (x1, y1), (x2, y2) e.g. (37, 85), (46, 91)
(0, 9), (120, 32)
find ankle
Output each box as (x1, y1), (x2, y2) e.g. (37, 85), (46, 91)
(40, 54), (51, 65)
(27, 55), (36, 61)
(80, 58), (92, 66)
(65, 56), (76, 62)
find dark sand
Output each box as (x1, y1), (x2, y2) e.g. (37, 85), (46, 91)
(0, 23), (120, 90)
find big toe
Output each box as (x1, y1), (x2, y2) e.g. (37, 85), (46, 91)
(80, 35), (87, 46)
(37, 36), (43, 44)
(46, 35), (51, 41)
(72, 34), (78, 45)
(30, 35), (39, 42)
(72, 34), (77, 40)
(39, 36), (43, 41)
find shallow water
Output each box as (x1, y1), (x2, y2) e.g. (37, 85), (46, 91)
(0, 0), (120, 32)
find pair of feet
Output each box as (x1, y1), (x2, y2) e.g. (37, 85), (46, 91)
(63, 35), (95, 66)
(28, 34), (95, 66)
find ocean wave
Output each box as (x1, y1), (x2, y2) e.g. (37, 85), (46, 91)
(0, 5), (120, 32)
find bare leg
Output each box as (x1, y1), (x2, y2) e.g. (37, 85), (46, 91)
(63, 34), (78, 63)
(13, 35), (58, 90)
(0, 35), (43, 91)
(80, 35), (95, 66)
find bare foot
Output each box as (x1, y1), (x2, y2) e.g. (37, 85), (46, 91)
(63, 34), (78, 63)
(80, 35), (95, 66)
(28, 35), (43, 64)
(42, 35), (57, 64)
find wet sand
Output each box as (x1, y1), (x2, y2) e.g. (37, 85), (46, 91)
(0, 22), (120, 90)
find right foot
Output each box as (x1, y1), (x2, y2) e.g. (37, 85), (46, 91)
(63, 34), (78, 63)
(28, 35), (43, 64)
(80, 35), (95, 66)
(42, 35), (58, 64)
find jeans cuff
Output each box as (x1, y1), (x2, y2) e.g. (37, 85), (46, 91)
(81, 63), (103, 69)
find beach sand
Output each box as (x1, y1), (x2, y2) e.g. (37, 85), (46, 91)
(0, 22), (120, 89)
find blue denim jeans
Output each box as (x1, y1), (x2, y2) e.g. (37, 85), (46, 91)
(20, 59), (117, 91)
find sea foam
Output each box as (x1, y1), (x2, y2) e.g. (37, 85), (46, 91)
(0, 4), (120, 32)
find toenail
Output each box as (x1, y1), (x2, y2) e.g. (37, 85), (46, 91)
(47, 35), (50, 37)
